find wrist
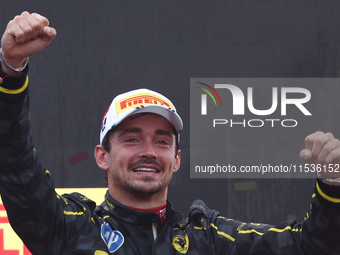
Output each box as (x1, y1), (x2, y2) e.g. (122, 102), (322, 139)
(0, 48), (28, 74)
(317, 172), (340, 187)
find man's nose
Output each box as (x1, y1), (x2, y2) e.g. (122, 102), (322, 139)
(139, 141), (157, 159)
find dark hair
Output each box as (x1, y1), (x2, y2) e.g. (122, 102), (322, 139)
(102, 128), (180, 157)
(102, 129), (115, 153)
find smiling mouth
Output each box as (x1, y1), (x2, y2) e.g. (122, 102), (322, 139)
(128, 159), (164, 173)
(132, 167), (158, 173)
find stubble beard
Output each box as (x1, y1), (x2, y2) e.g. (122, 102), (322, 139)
(124, 177), (165, 198)
(124, 159), (166, 198)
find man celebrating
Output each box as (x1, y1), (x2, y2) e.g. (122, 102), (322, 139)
(0, 11), (339, 254)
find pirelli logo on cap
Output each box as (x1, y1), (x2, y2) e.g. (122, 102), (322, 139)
(116, 93), (174, 114)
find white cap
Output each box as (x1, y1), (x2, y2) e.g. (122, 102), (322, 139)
(100, 88), (183, 144)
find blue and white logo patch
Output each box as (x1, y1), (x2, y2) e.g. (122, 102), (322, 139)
(100, 223), (124, 253)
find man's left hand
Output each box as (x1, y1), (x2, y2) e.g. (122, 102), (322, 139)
(300, 131), (340, 178)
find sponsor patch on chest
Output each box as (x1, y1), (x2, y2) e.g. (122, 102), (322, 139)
(100, 223), (124, 253)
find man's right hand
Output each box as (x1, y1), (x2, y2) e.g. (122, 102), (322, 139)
(1, 11), (56, 74)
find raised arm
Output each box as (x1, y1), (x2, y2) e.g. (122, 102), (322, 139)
(0, 12), (97, 255)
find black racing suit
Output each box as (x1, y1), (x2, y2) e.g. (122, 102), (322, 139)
(0, 67), (339, 255)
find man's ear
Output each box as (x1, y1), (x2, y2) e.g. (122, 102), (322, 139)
(94, 145), (109, 171)
(173, 149), (181, 173)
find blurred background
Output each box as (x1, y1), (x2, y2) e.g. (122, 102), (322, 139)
(2, 0), (340, 224)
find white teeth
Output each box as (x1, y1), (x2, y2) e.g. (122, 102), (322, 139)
(133, 168), (157, 172)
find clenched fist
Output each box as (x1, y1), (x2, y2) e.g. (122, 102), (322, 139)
(1, 11), (56, 74)
(300, 131), (340, 179)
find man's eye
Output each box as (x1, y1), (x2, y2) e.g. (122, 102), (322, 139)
(157, 140), (169, 145)
(125, 138), (137, 142)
